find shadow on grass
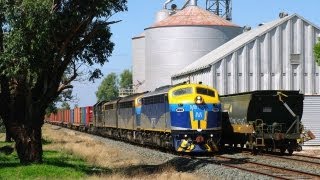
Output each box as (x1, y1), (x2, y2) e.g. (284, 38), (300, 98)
(45, 155), (112, 175)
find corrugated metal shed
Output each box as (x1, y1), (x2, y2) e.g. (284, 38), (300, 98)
(172, 14), (320, 96)
(302, 96), (320, 146)
(171, 14), (320, 145)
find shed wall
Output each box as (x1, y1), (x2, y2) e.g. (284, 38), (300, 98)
(302, 96), (320, 146)
(174, 16), (320, 96)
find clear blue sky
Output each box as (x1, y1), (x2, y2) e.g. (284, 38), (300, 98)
(72, 0), (320, 107)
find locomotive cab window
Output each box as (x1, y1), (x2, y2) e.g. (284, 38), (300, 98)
(172, 87), (193, 97)
(196, 88), (215, 97)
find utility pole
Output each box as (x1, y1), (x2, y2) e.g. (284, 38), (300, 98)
(206, 0), (232, 21)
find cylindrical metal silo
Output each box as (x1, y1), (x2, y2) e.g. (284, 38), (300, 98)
(132, 32), (146, 93)
(144, 5), (242, 91)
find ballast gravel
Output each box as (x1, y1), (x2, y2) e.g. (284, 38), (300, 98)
(55, 127), (272, 179)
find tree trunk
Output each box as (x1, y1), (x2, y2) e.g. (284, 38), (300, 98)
(5, 127), (12, 142)
(8, 123), (43, 164)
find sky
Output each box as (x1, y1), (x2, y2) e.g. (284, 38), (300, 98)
(71, 0), (320, 107)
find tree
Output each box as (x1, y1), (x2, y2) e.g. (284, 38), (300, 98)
(61, 102), (71, 110)
(119, 69), (132, 89)
(315, 38), (320, 66)
(96, 73), (119, 102)
(0, 0), (127, 163)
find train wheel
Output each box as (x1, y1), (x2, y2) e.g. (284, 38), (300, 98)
(280, 147), (286, 155)
(138, 134), (144, 145)
(252, 147), (258, 155)
(288, 149), (294, 156)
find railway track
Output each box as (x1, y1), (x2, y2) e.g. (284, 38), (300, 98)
(204, 155), (320, 179)
(260, 153), (320, 166)
(294, 154), (320, 160)
(51, 124), (320, 179)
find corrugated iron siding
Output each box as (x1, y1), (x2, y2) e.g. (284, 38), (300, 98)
(211, 17), (320, 95)
(302, 96), (320, 145)
(172, 16), (320, 96)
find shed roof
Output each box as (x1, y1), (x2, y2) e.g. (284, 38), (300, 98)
(149, 5), (239, 29)
(172, 14), (320, 78)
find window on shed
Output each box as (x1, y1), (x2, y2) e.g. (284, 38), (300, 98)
(196, 88), (215, 97)
(290, 54), (301, 65)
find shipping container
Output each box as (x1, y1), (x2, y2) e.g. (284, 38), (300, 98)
(70, 109), (74, 125)
(74, 107), (81, 126)
(81, 107), (86, 125)
(86, 106), (93, 126)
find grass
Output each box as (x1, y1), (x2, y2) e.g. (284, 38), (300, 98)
(0, 126), (207, 180)
(0, 140), (111, 180)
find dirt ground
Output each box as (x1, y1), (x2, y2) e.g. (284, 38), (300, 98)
(294, 146), (320, 157)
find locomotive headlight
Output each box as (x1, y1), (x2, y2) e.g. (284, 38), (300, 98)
(210, 134), (214, 137)
(195, 96), (204, 104)
(184, 134), (188, 138)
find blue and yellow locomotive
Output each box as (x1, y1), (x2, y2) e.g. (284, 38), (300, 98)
(51, 83), (222, 153)
(139, 83), (222, 152)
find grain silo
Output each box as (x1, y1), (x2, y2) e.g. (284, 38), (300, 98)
(132, 32), (146, 93)
(143, 0), (242, 91)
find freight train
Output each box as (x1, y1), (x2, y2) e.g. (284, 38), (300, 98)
(47, 83), (222, 153)
(46, 83), (305, 155)
(220, 90), (304, 155)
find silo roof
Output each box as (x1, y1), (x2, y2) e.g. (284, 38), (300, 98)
(148, 5), (239, 29)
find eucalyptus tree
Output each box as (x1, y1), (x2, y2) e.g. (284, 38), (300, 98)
(0, 0), (127, 163)
(119, 69), (132, 89)
(96, 72), (119, 102)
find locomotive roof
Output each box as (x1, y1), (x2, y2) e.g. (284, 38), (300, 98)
(119, 92), (146, 102)
(104, 98), (121, 105)
(93, 100), (107, 107)
(142, 85), (172, 98)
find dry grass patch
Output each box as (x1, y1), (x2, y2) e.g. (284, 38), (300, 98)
(0, 133), (4, 141)
(89, 164), (208, 180)
(42, 125), (140, 168)
(42, 124), (208, 179)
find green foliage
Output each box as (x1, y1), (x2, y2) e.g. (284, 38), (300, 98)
(0, 144), (111, 179)
(119, 69), (132, 89)
(315, 38), (320, 66)
(96, 73), (119, 101)
(61, 102), (71, 110)
(0, 0), (127, 117)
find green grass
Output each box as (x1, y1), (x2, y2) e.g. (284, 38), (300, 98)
(0, 141), (112, 180)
